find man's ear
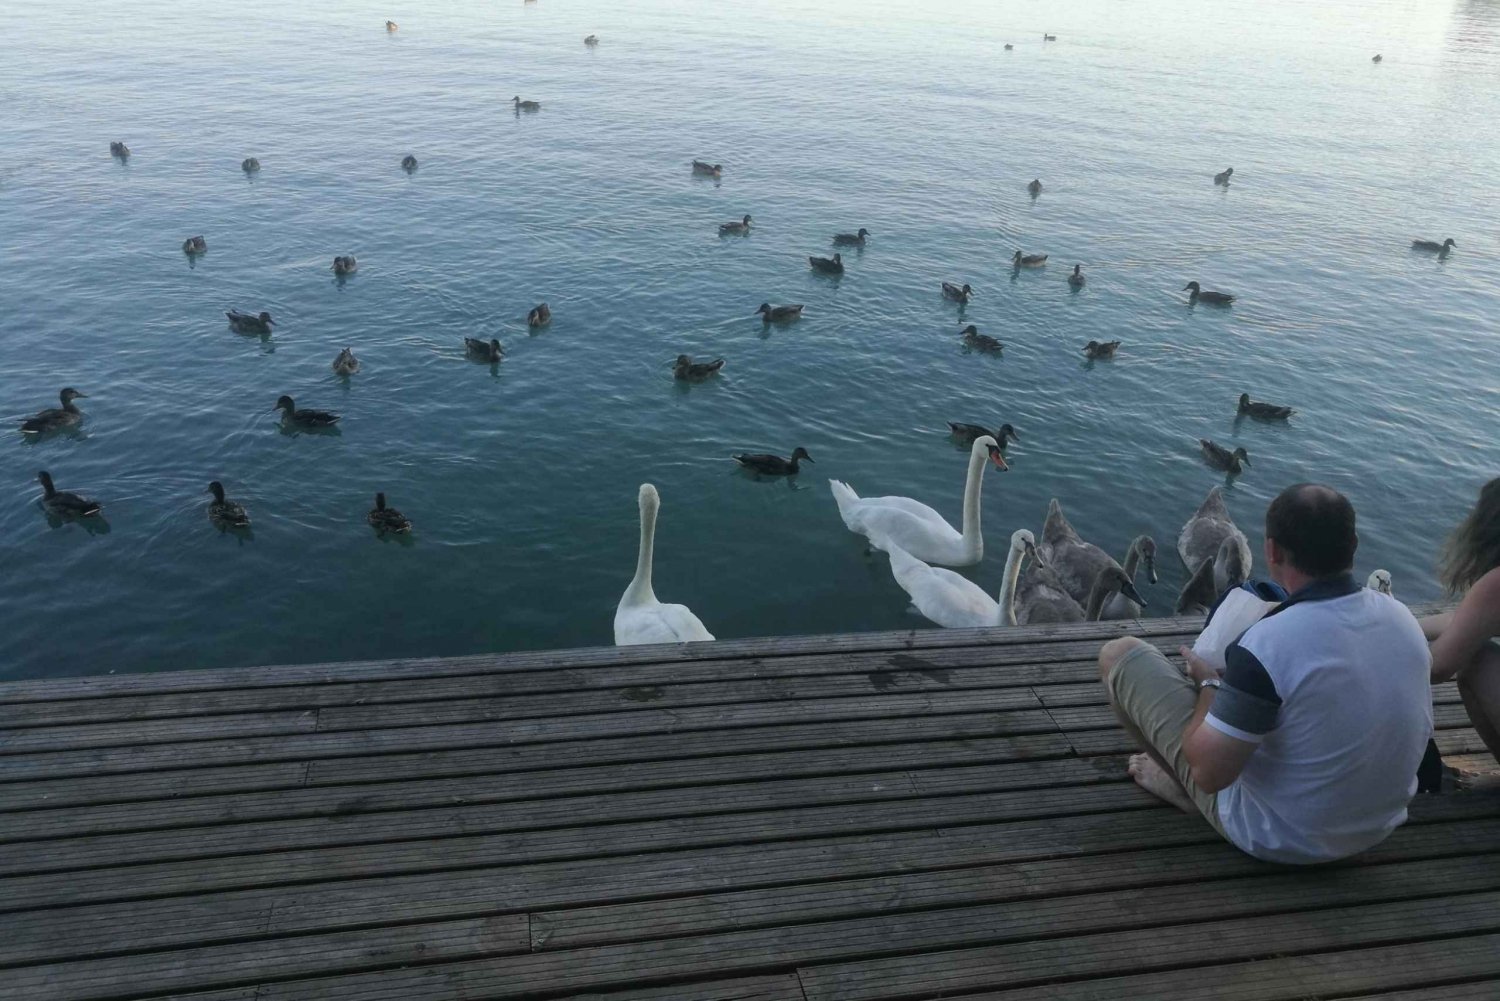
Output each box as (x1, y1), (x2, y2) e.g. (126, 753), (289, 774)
(1264, 536), (1282, 568)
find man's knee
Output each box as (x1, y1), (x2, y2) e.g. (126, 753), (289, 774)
(1099, 635), (1150, 682)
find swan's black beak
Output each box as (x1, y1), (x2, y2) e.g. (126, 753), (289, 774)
(988, 446), (1008, 470)
(1121, 580), (1148, 607)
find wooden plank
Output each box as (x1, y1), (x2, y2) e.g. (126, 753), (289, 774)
(0, 709), (319, 754)
(0, 705), (1062, 780)
(1036, 679), (1465, 708)
(0, 760), (310, 812)
(5, 913), (530, 1001)
(0, 737), (1088, 843)
(561, 974), (807, 1001)
(243, 882), (1500, 1001)
(0, 783), (1156, 897)
(1067, 725), (1495, 758)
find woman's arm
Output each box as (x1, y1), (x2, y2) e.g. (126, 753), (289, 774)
(1430, 568), (1500, 683)
(1420, 611), (1453, 642)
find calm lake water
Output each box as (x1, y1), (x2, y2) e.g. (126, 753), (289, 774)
(3, 0), (1498, 680)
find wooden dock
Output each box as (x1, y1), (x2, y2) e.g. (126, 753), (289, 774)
(3, 612), (1499, 1001)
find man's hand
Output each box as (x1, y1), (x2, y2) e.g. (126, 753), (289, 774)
(1180, 645), (1221, 686)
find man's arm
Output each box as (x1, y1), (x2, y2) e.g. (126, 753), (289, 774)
(1179, 645), (1268, 794)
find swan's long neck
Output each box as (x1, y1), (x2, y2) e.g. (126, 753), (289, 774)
(959, 443), (987, 560)
(1121, 540), (1140, 580)
(625, 496), (658, 606)
(1084, 573), (1116, 621)
(996, 542), (1026, 626)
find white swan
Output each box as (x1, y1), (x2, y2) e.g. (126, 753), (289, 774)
(1178, 485), (1253, 593)
(1367, 569), (1393, 595)
(829, 435), (1007, 566)
(887, 529), (1039, 628)
(614, 484), (715, 646)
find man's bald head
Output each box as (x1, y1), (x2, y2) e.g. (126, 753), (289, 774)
(1265, 483), (1358, 578)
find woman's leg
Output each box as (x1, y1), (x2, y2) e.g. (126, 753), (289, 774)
(1457, 642), (1500, 764)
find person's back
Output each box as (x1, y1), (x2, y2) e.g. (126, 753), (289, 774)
(1221, 585), (1432, 863)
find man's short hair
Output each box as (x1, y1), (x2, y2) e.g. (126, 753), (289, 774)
(1265, 483), (1357, 577)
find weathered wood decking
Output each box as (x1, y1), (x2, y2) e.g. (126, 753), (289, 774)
(2, 612), (1499, 1000)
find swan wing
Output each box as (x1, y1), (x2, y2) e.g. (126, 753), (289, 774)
(887, 544), (997, 628)
(1041, 498), (1081, 549)
(1015, 563), (1085, 624)
(614, 602), (715, 646)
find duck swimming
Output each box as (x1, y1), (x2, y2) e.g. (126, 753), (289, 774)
(368, 492), (411, 534)
(332, 348), (360, 376)
(1043, 33), (1057, 41)
(242, 157), (260, 173)
(37, 471), (101, 518)
(182, 235), (207, 254)
(719, 214), (752, 235)
(386, 20), (397, 31)
(1027, 178), (1042, 195)
(1082, 339), (1120, 359)
(734, 447), (813, 476)
(110, 141), (130, 158)
(1372, 53), (1382, 63)
(1238, 393), (1293, 420)
(1183, 281), (1235, 304)
(693, 160), (723, 177)
(1200, 438), (1249, 474)
(1214, 167), (1234, 185)
(1004, 43), (1014, 51)
(1013, 250), (1048, 267)
(942, 281), (974, 303)
(207, 481), (250, 528)
(401, 154), (417, 171)
(756, 302), (804, 323)
(1068, 264), (1085, 287)
(528, 303), (551, 327)
(947, 422), (1018, 447)
(809, 253), (844, 274)
(1412, 237), (1456, 254)
(21, 388), (87, 435)
(584, 34), (599, 46)
(673, 355), (724, 380)
(513, 96), (541, 111)
(226, 310), (275, 335)
(961, 325), (1002, 353)
(465, 337), (504, 362)
(275, 395), (340, 427)
(332, 255), (358, 275)
(833, 228), (870, 246)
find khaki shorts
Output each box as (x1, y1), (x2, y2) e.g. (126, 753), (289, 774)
(1106, 642), (1228, 838)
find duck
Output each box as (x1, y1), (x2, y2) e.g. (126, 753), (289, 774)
(809, 253), (844, 274)
(1176, 535), (1250, 615)
(615, 484), (715, 645)
(1372, 53), (1382, 63)
(332, 255), (358, 275)
(961, 325), (1002, 353)
(1367, 569), (1394, 595)
(332, 347), (360, 376)
(1082, 339), (1120, 359)
(692, 160), (723, 177)
(1012, 250), (1048, 267)
(1004, 43), (1014, 51)
(21, 388), (87, 435)
(833, 228), (870, 246)
(756, 302), (804, 323)
(1039, 498), (1158, 619)
(584, 34), (599, 46)
(513, 96), (541, 111)
(1412, 237), (1456, 254)
(207, 481), (250, 529)
(385, 20), (398, 31)
(1016, 562), (1144, 624)
(368, 492), (411, 534)
(109, 141), (130, 158)
(674, 355), (725, 380)
(719, 214), (752, 235)
(1043, 33), (1057, 41)
(242, 157), (261, 173)
(1027, 178), (1042, 195)
(36, 471), (101, 518)
(1067, 264), (1085, 287)
(182, 235), (207, 254)
(1214, 167), (1234, 185)
(401, 154), (418, 171)
(1183, 281), (1235, 304)
(1238, 392), (1293, 420)
(942, 281), (974, 303)
(829, 434), (1007, 567)
(1200, 438), (1249, 475)
(1178, 485), (1254, 591)
(527, 303), (551, 327)
(226, 310), (275, 335)
(465, 337), (504, 362)
(886, 530), (1040, 629)
(734, 447), (812, 476)
(274, 395), (340, 427)
(947, 422), (1018, 448)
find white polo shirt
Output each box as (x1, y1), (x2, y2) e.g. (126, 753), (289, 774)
(1206, 575), (1433, 864)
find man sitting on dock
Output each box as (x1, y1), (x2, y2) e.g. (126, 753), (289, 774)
(1097, 483), (1433, 864)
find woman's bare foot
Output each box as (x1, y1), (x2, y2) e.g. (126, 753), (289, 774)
(1128, 752), (1196, 813)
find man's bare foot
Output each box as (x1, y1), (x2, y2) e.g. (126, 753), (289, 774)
(1128, 752), (1196, 814)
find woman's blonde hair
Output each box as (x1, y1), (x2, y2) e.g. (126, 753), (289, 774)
(1440, 478), (1500, 594)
